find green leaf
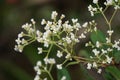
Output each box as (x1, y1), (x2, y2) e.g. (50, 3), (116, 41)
(103, 72), (116, 80)
(0, 61), (33, 80)
(90, 30), (106, 44)
(80, 64), (95, 80)
(106, 66), (120, 80)
(79, 50), (91, 58)
(114, 51), (120, 63)
(57, 67), (71, 80)
(65, 61), (79, 67)
(24, 44), (44, 65)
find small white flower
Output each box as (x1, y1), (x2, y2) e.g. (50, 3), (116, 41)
(85, 43), (89, 47)
(37, 61), (42, 66)
(21, 38), (27, 44)
(87, 63), (92, 69)
(37, 69), (41, 75)
(57, 64), (62, 69)
(58, 20), (62, 26)
(72, 18), (78, 23)
(31, 18), (36, 24)
(94, 27), (97, 32)
(107, 30), (114, 36)
(90, 56), (93, 58)
(102, 61), (107, 64)
(82, 22), (88, 28)
(34, 66), (39, 71)
(60, 14), (65, 19)
(107, 48), (113, 52)
(14, 45), (23, 52)
(93, 0), (98, 4)
(113, 41), (120, 50)
(44, 57), (56, 64)
(66, 38), (72, 44)
(92, 49), (100, 56)
(65, 37), (72, 44)
(18, 32), (24, 38)
(29, 28), (34, 33)
(61, 76), (66, 80)
(51, 11), (58, 19)
(14, 45), (18, 51)
(65, 53), (71, 59)
(85, 41), (92, 47)
(101, 49), (107, 54)
(104, 0), (113, 5)
(15, 38), (21, 45)
(93, 62), (97, 68)
(41, 19), (46, 25)
(114, 5), (120, 10)
(48, 58), (56, 64)
(38, 47), (43, 54)
(106, 55), (112, 64)
(44, 41), (49, 47)
(79, 33), (86, 39)
(34, 75), (40, 80)
(75, 23), (81, 29)
(43, 78), (47, 80)
(36, 30), (42, 37)
(106, 37), (111, 43)
(97, 69), (102, 74)
(70, 33), (75, 40)
(63, 22), (73, 32)
(22, 23), (28, 29)
(96, 41), (101, 48)
(57, 50), (63, 58)
(44, 57), (48, 64)
(88, 5), (97, 16)
(113, 40), (119, 48)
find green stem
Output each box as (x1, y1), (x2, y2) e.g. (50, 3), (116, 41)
(47, 71), (54, 80)
(96, 4), (110, 30)
(46, 44), (53, 57)
(109, 9), (117, 24)
(62, 59), (69, 65)
(103, 6), (109, 13)
(73, 56), (96, 62)
(23, 38), (36, 47)
(49, 64), (53, 72)
(54, 43), (70, 54)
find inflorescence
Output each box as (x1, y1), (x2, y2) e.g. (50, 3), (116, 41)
(14, 0), (120, 80)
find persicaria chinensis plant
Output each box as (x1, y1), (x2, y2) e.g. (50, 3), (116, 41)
(14, 0), (120, 80)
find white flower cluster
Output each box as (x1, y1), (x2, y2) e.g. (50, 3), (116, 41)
(61, 76), (66, 80)
(44, 57), (56, 64)
(57, 64), (62, 69)
(15, 11), (97, 79)
(88, 5), (99, 16)
(83, 0), (120, 74)
(104, 0), (120, 9)
(14, 1), (120, 78)
(85, 29), (120, 73)
(93, 0), (98, 4)
(14, 19), (36, 52)
(88, 0), (120, 16)
(34, 58), (56, 80)
(34, 61), (48, 80)
(113, 39), (120, 50)
(86, 40), (113, 73)
(57, 50), (63, 58)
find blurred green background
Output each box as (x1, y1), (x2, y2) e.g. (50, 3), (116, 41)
(0, 0), (120, 80)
